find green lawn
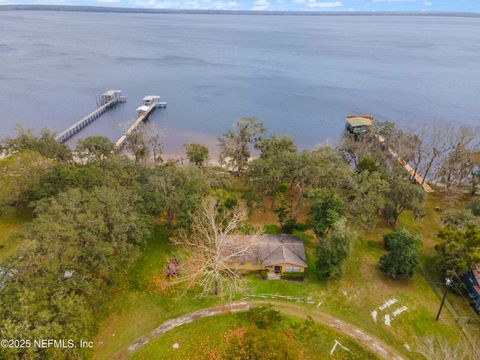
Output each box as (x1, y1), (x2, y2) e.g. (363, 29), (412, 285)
(0, 208), (31, 263)
(93, 226), (222, 360)
(94, 194), (478, 359)
(130, 312), (378, 360)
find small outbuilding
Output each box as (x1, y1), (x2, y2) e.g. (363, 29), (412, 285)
(99, 90), (123, 105)
(142, 95), (161, 106)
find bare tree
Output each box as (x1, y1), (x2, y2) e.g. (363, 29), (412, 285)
(172, 197), (255, 299)
(124, 123), (164, 166)
(218, 117), (265, 175)
(436, 126), (480, 196)
(124, 127), (149, 164)
(144, 123), (164, 166)
(408, 123), (453, 185)
(418, 336), (478, 360)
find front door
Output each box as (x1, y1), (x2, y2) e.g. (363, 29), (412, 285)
(274, 266), (281, 274)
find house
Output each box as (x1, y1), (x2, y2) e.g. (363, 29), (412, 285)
(345, 115), (374, 134)
(462, 265), (480, 313)
(225, 234), (307, 276)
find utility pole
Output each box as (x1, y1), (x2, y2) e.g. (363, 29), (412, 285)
(436, 277), (452, 321)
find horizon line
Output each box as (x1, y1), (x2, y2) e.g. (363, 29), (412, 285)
(1, 4), (480, 17)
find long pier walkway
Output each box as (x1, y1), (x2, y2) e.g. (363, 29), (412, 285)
(374, 133), (434, 193)
(55, 90), (126, 143)
(115, 96), (167, 149)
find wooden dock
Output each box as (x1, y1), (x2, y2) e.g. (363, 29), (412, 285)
(373, 133), (434, 193)
(115, 98), (167, 149)
(345, 115), (433, 193)
(55, 91), (126, 143)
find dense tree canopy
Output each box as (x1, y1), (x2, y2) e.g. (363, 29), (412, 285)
(2, 126), (72, 161)
(435, 225), (480, 278)
(315, 221), (353, 280)
(0, 187), (150, 359)
(379, 229), (419, 279)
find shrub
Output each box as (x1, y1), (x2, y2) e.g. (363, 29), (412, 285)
(259, 270), (268, 280)
(281, 272), (305, 281)
(224, 327), (300, 360)
(466, 197), (480, 217)
(246, 305), (282, 329)
(379, 229), (419, 279)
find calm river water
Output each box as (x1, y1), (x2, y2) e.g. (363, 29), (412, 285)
(1, 11), (479, 155)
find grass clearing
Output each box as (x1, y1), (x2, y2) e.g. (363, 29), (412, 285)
(95, 193), (479, 359)
(130, 311), (378, 360)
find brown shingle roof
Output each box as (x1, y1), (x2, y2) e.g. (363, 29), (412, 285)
(226, 234), (307, 268)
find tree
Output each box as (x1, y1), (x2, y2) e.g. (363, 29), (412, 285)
(218, 117), (265, 174)
(0, 150), (53, 211)
(379, 229), (419, 279)
(0, 187), (149, 359)
(435, 225), (480, 279)
(418, 336), (476, 360)
(2, 126), (72, 161)
(466, 197), (480, 217)
(254, 134), (297, 158)
(124, 127), (149, 163)
(248, 146), (353, 223)
(347, 171), (388, 230)
(172, 197), (253, 298)
(309, 188), (345, 237)
(183, 143), (209, 167)
(143, 164), (210, 225)
(75, 136), (114, 163)
(383, 175), (425, 226)
(436, 126), (480, 198)
(144, 123), (164, 166)
(441, 209), (479, 230)
(356, 156), (379, 173)
(315, 221), (353, 280)
(224, 326), (300, 360)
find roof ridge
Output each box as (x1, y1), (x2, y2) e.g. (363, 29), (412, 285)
(283, 243), (306, 261)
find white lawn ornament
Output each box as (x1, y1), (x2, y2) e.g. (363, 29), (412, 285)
(392, 306), (408, 318)
(384, 314), (391, 326)
(379, 298), (397, 311)
(330, 340), (351, 355)
(371, 310), (378, 322)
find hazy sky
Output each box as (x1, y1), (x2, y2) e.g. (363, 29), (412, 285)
(1, 0), (479, 12)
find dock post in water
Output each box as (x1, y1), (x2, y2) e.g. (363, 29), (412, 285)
(115, 95), (167, 150)
(55, 90), (126, 143)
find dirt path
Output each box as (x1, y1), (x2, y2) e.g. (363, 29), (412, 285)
(251, 300), (405, 360)
(127, 300), (405, 359)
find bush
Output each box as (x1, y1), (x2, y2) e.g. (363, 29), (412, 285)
(281, 219), (307, 233)
(246, 305), (282, 329)
(441, 209), (479, 230)
(379, 229), (419, 279)
(259, 270), (268, 280)
(281, 271), (305, 281)
(224, 327), (300, 360)
(466, 197), (480, 217)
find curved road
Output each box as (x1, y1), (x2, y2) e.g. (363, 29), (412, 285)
(128, 300), (406, 359)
